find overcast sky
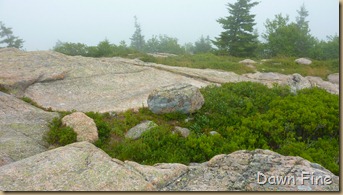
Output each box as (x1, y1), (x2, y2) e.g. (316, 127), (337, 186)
(0, 0), (339, 51)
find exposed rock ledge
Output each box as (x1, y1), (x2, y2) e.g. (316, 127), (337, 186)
(0, 142), (338, 191)
(0, 48), (339, 113)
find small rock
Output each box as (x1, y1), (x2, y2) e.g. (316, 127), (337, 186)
(173, 126), (190, 138)
(209, 131), (220, 136)
(125, 121), (158, 140)
(295, 58), (312, 65)
(62, 112), (98, 143)
(239, 59), (257, 65)
(147, 83), (204, 114)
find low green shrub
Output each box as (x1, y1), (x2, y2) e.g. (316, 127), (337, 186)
(44, 82), (339, 175)
(45, 117), (77, 146)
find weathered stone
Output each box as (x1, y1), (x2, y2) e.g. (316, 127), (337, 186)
(0, 142), (338, 191)
(327, 73), (339, 84)
(0, 49), (338, 114)
(0, 142), (155, 191)
(161, 149), (339, 191)
(147, 83), (204, 114)
(0, 91), (58, 166)
(295, 58), (312, 65)
(0, 49), (210, 113)
(124, 161), (188, 188)
(239, 59), (257, 65)
(306, 76), (339, 95)
(125, 121), (158, 140)
(173, 126), (190, 137)
(287, 73), (312, 93)
(62, 112), (98, 143)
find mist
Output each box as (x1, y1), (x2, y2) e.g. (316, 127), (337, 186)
(0, 0), (339, 51)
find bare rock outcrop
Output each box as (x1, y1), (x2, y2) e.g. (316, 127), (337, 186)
(0, 91), (58, 166)
(0, 49), (210, 113)
(0, 49), (338, 114)
(0, 142), (338, 191)
(62, 112), (98, 143)
(147, 83), (205, 114)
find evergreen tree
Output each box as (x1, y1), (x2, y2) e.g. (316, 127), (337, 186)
(262, 4), (315, 57)
(213, 0), (259, 57)
(130, 16), (145, 51)
(194, 35), (213, 54)
(295, 4), (315, 57)
(0, 21), (24, 49)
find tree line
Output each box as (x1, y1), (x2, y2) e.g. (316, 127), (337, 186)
(0, 0), (338, 60)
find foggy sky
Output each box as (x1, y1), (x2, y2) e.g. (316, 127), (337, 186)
(0, 0), (339, 51)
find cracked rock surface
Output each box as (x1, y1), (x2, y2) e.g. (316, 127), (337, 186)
(0, 142), (338, 191)
(0, 48), (338, 113)
(0, 91), (58, 166)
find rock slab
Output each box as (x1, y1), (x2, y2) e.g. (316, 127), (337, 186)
(0, 142), (338, 191)
(147, 83), (205, 114)
(0, 91), (58, 166)
(62, 112), (98, 143)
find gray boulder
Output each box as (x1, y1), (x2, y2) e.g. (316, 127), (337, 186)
(62, 112), (98, 143)
(288, 73), (312, 93)
(239, 59), (257, 65)
(147, 83), (204, 114)
(173, 126), (190, 138)
(295, 58), (312, 65)
(0, 91), (58, 166)
(125, 121), (158, 140)
(327, 73), (339, 84)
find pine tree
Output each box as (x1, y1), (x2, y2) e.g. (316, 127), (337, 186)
(130, 16), (145, 51)
(0, 21), (24, 49)
(213, 0), (259, 57)
(295, 4), (314, 57)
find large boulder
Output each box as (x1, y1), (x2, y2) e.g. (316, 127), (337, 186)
(0, 143), (338, 191)
(147, 83), (205, 114)
(0, 91), (58, 166)
(295, 58), (312, 65)
(125, 121), (158, 140)
(61, 112), (98, 143)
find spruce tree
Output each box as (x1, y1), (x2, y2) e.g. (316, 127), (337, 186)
(0, 21), (24, 49)
(130, 16), (145, 51)
(213, 0), (259, 57)
(295, 4), (314, 57)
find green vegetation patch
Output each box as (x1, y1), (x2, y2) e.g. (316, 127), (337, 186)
(143, 54), (338, 79)
(45, 82), (339, 175)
